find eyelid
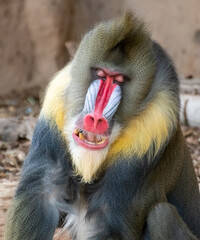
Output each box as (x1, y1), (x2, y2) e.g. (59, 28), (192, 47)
(96, 69), (106, 78)
(94, 68), (129, 84)
(114, 75), (124, 83)
(113, 80), (124, 86)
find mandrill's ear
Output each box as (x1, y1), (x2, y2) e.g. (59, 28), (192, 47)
(65, 41), (78, 59)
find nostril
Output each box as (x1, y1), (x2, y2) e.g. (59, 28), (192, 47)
(89, 116), (94, 122)
(84, 114), (108, 133)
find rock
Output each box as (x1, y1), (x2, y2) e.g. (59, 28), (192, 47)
(180, 94), (200, 127)
(0, 117), (36, 142)
(0, 119), (20, 142)
(18, 116), (37, 141)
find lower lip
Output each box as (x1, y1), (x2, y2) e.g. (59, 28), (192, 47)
(72, 132), (109, 150)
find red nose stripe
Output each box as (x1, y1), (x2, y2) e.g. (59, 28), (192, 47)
(83, 76), (117, 134)
(94, 76), (116, 115)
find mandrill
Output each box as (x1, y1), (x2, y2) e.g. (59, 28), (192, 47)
(5, 12), (200, 240)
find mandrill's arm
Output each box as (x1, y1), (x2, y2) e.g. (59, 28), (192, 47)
(6, 180), (59, 240)
(5, 120), (72, 240)
(146, 202), (198, 240)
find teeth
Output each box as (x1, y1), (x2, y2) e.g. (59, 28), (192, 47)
(74, 129), (79, 135)
(97, 139), (106, 144)
(84, 140), (96, 145)
(97, 136), (102, 142)
(74, 128), (107, 145)
(79, 132), (85, 140)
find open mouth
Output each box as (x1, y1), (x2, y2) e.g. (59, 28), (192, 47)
(72, 128), (109, 150)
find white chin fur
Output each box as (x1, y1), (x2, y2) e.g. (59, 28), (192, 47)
(63, 115), (121, 183)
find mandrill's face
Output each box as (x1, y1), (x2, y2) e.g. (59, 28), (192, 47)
(64, 67), (125, 183)
(72, 68), (125, 150)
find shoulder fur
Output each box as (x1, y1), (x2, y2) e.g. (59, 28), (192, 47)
(107, 91), (178, 162)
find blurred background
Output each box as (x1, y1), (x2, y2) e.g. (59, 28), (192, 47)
(0, 0), (200, 239)
(1, 0), (200, 96)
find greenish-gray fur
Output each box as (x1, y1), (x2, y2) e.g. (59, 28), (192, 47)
(6, 195), (59, 239)
(147, 203), (198, 239)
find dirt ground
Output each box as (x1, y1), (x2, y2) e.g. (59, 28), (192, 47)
(0, 93), (200, 240)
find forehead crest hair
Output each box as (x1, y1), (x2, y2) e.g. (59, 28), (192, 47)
(72, 12), (155, 73)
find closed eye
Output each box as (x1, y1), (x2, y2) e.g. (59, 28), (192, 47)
(114, 75), (124, 83)
(113, 80), (124, 86)
(113, 75), (124, 86)
(96, 69), (106, 78)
